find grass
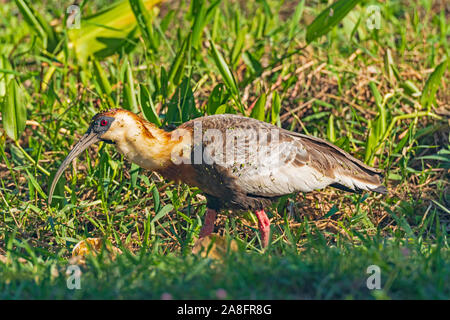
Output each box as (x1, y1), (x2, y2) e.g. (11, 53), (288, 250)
(0, 0), (449, 299)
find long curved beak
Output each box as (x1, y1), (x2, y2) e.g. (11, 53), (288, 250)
(48, 130), (100, 205)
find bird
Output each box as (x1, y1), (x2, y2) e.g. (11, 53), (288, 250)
(49, 108), (387, 248)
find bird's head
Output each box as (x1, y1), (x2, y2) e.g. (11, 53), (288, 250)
(48, 108), (157, 204)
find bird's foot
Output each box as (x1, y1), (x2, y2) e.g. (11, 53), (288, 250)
(255, 209), (270, 248)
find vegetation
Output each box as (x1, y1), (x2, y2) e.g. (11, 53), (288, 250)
(0, 0), (448, 299)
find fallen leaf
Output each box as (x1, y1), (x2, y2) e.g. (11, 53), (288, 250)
(0, 254), (7, 264)
(192, 234), (238, 260)
(71, 237), (122, 265)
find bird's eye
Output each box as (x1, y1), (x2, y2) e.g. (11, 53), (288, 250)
(100, 119), (108, 126)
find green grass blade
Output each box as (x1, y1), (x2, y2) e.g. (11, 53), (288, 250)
(92, 59), (115, 108)
(327, 114), (336, 142)
(25, 169), (47, 199)
(1, 79), (27, 141)
(209, 40), (239, 96)
(271, 91), (281, 126)
(209, 40), (243, 113)
(123, 58), (139, 113)
(206, 84), (227, 115)
(384, 48), (399, 83)
(306, 0), (362, 43)
(151, 204), (173, 224)
(0, 55), (14, 97)
(15, 0), (58, 52)
(191, 0), (207, 49)
(421, 59), (447, 111)
(168, 34), (190, 87)
(288, 0), (305, 41)
(231, 26), (246, 67)
(400, 80), (421, 97)
(364, 119), (378, 163)
(369, 81), (386, 136)
(129, 0), (159, 50)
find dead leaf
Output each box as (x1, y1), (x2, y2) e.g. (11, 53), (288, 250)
(71, 237), (122, 265)
(0, 254), (7, 264)
(192, 234), (238, 260)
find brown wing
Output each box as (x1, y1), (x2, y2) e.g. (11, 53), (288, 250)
(178, 114), (386, 197)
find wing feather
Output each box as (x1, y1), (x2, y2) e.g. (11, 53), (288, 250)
(179, 114), (386, 197)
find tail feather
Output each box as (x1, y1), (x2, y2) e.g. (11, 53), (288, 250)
(368, 184), (388, 194)
(332, 171), (387, 194)
(292, 132), (387, 195)
(330, 183), (362, 194)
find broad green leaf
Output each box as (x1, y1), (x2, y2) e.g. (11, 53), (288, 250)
(306, 0), (362, 43)
(211, 3), (221, 41)
(242, 51), (262, 76)
(250, 93), (266, 121)
(369, 81), (382, 110)
(206, 84), (228, 115)
(1, 79), (27, 141)
(214, 104), (228, 114)
(68, 0), (163, 65)
(421, 59), (447, 111)
(140, 85), (162, 126)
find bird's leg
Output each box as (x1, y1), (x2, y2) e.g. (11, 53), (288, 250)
(255, 209), (270, 248)
(199, 208), (217, 238)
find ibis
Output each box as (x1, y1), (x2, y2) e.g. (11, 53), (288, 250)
(49, 109), (386, 248)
